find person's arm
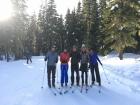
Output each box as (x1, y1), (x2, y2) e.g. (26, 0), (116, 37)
(44, 52), (49, 61)
(79, 53), (82, 62)
(89, 54), (92, 64)
(96, 54), (102, 65)
(56, 53), (58, 63)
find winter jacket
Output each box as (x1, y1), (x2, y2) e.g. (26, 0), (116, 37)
(89, 52), (102, 65)
(70, 51), (80, 65)
(60, 52), (70, 64)
(45, 51), (58, 66)
(25, 51), (32, 59)
(80, 51), (89, 64)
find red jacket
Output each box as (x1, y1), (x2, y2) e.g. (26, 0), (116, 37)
(60, 52), (70, 64)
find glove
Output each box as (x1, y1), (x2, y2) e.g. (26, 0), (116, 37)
(44, 58), (47, 61)
(88, 65), (91, 69)
(101, 63), (103, 66)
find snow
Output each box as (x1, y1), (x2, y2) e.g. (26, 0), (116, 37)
(0, 53), (140, 105)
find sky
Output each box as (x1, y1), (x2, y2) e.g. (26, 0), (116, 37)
(27, 0), (82, 15)
(0, 0), (82, 21)
(0, 0), (12, 21)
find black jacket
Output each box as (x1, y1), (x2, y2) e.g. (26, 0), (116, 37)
(70, 51), (80, 65)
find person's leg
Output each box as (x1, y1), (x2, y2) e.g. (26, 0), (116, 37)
(81, 71), (84, 86)
(27, 58), (29, 64)
(75, 64), (80, 86)
(52, 66), (56, 88)
(90, 64), (95, 84)
(95, 64), (101, 86)
(65, 64), (68, 86)
(61, 64), (65, 87)
(80, 64), (84, 86)
(30, 57), (32, 63)
(47, 66), (51, 88)
(71, 65), (75, 86)
(85, 71), (88, 86)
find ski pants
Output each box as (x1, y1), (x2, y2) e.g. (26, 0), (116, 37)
(80, 63), (88, 85)
(61, 64), (68, 85)
(90, 63), (101, 84)
(47, 65), (56, 86)
(27, 57), (32, 64)
(71, 64), (80, 85)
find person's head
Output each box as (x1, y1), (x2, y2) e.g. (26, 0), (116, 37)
(64, 48), (67, 53)
(72, 45), (77, 52)
(51, 45), (56, 52)
(90, 48), (95, 53)
(81, 44), (86, 52)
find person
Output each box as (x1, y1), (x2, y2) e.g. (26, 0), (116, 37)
(25, 50), (32, 64)
(80, 44), (89, 86)
(70, 45), (80, 86)
(60, 48), (70, 87)
(89, 48), (102, 86)
(44, 45), (58, 88)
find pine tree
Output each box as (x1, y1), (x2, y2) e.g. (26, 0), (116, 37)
(26, 13), (38, 55)
(82, 0), (100, 49)
(11, 0), (28, 59)
(37, 3), (46, 54)
(43, 0), (58, 52)
(76, 1), (85, 48)
(65, 9), (73, 50)
(65, 2), (85, 50)
(103, 0), (140, 60)
(98, 0), (108, 54)
(56, 15), (66, 52)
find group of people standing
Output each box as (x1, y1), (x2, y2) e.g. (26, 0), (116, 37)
(44, 45), (102, 88)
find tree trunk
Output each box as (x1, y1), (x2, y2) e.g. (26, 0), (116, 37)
(119, 50), (123, 60)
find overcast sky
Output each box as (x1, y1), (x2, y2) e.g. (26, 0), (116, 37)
(27, 0), (82, 16)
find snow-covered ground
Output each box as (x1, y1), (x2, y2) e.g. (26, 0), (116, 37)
(0, 53), (140, 105)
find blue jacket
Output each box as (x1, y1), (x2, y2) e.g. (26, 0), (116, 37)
(89, 52), (102, 65)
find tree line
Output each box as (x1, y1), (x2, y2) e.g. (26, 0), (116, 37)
(0, 0), (140, 61)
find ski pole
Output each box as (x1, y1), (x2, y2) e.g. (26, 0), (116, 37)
(101, 65), (111, 84)
(41, 61), (47, 88)
(56, 64), (59, 84)
(88, 67), (91, 86)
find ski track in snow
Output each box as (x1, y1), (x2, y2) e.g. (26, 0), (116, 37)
(0, 54), (140, 105)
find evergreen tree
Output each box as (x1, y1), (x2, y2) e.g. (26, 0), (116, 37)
(11, 0), (28, 59)
(76, 1), (85, 48)
(65, 2), (85, 50)
(98, 0), (108, 54)
(56, 15), (66, 52)
(65, 9), (73, 50)
(103, 0), (140, 60)
(41, 0), (59, 52)
(26, 13), (38, 55)
(82, 0), (100, 49)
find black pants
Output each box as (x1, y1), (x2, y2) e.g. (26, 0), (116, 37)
(27, 57), (32, 64)
(80, 63), (88, 86)
(71, 64), (80, 86)
(47, 65), (56, 87)
(90, 63), (101, 84)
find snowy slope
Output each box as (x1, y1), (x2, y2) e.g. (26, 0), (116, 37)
(0, 53), (140, 105)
